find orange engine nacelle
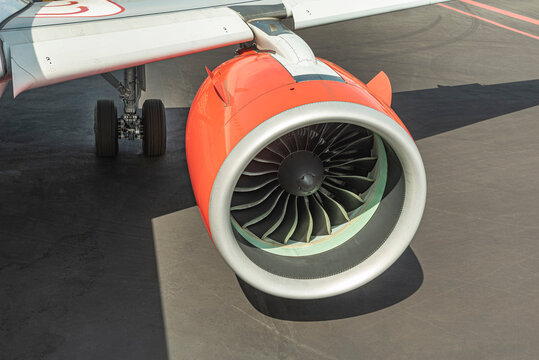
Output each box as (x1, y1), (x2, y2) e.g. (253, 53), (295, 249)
(186, 49), (426, 299)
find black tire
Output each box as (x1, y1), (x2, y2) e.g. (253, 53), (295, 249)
(94, 100), (118, 157)
(142, 99), (167, 157)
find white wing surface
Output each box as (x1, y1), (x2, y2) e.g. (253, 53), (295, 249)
(282, 0), (449, 29)
(0, 0), (449, 97)
(2, 1), (258, 96)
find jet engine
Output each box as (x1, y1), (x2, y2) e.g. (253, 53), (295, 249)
(186, 23), (426, 299)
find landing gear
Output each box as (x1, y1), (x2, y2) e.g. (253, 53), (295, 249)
(94, 100), (118, 157)
(95, 66), (167, 157)
(142, 99), (166, 156)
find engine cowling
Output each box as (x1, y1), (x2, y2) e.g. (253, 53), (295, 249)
(186, 49), (426, 299)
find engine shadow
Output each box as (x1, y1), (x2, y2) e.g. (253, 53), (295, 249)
(237, 247), (423, 321)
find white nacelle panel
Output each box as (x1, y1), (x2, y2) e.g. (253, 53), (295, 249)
(283, 0), (449, 29)
(9, 7), (253, 96)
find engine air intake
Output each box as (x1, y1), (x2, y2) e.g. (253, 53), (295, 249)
(231, 123), (387, 249)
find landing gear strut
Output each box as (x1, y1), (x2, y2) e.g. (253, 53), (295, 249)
(94, 66), (167, 157)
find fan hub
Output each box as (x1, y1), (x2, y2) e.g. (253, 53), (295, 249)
(278, 151), (325, 196)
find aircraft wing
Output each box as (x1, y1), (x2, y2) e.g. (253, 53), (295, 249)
(284, 0), (449, 29)
(0, 0), (449, 97)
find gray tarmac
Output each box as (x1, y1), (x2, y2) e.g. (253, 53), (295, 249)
(1, 1), (538, 359)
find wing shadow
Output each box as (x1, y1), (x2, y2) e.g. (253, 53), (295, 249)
(392, 79), (539, 140)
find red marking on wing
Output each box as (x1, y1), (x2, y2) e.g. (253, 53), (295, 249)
(31, 0), (125, 18)
(46, 1), (79, 8)
(41, 6), (89, 16)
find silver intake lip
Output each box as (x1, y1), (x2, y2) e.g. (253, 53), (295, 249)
(209, 101), (426, 299)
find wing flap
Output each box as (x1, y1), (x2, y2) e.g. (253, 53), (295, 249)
(8, 7), (253, 96)
(283, 0), (450, 29)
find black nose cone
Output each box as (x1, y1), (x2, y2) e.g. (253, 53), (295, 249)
(278, 151), (325, 196)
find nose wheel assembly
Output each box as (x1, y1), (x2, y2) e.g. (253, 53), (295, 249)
(94, 66), (166, 157)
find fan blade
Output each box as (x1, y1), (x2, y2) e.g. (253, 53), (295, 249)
(242, 159), (279, 176)
(311, 123), (330, 153)
(267, 196), (298, 244)
(231, 182), (281, 210)
(309, 195), (331, 236)
(289, 131), (300, 151)
(255, 148), (283, 164)
(318, 191), (350, 226)
(326, 174), (374, 193)
(267, 140), (289, 158)
(247, 194), (290, 240)
(322, 135), (374, 160)
(318, 124), (351, 154)
(235, 173), (278, 192)
(330, 129), (368, 149)
(326, 157), (377, 171)
(278, 137), (293, 154)
(232, 189), (284, 227)
(322, 183), (364, 212)
(291, 197), (313, 243)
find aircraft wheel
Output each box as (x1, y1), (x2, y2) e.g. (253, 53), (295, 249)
(142, 99), (167, 157)
(94, 100), (118, 157)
